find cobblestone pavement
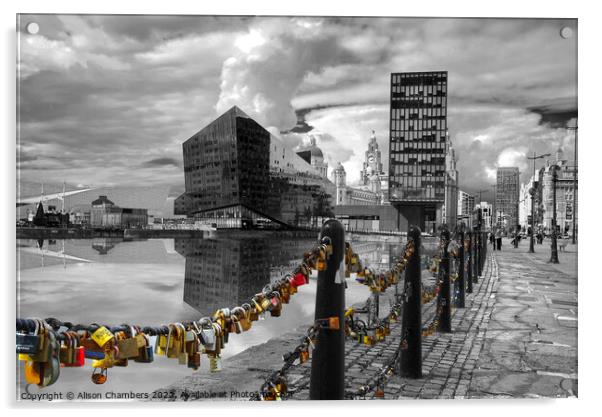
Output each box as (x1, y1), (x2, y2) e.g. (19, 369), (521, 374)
(158, 241), (577, 401)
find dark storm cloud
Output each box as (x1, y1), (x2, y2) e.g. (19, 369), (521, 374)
(142, 157), (181, 168)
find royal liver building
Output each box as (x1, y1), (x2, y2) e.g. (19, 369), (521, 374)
(359, 130), (389, 202)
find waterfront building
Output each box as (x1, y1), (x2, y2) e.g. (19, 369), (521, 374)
(457, 190), (475, 227)
(519, 175), (537, 231)
(388, 71), (448, 233)
(443, 138), (459, 229)
(175, 106), (335, 228)
(495, 167), (520, 231)
(294, 136), (329, 179)
(540, 148), (577, 234)
(332, 162), (381, 206)
(90, 195), (148, 228)
(359, 131), (389, 202)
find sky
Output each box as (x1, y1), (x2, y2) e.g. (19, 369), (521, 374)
(16, 15), (577, 198)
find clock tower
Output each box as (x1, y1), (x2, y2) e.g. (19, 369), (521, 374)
(360, 130), (384, 186)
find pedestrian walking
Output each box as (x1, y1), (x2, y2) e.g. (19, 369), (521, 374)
(496, 228), (502, 250)
(489, 231), (496, 250)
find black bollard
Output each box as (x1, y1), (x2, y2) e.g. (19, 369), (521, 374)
(399, 225), (422, 378)
(309, 219), (346, 400)
(466, 231), (473, 294)
(456, 228), (466, 308)
(438, 229), (452, 332)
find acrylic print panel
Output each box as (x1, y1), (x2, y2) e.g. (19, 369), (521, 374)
(16, 14), (577, 402)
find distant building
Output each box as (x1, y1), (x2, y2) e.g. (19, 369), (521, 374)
(332, 162), (380, 206)
(360, 130), (389, 202)
(175, 106), (334, 228)
(443, 139), (458, 229)
(294, 135), (329, 179)
(32, 203), (70, 227)
(458, 191), (475, 216)
(519, 176), (537, 231)
(389, 71), (448, 233)
(90, 195), (148, 228)
(477, 201), (493, 231)
(495, 167), (520, 231)
(540, 148), (577, 234)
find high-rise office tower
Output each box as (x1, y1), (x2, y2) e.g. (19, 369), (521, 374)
(495, 167), (520, 230)
(388, 71), (448, 232)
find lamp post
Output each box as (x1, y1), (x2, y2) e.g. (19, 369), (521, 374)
(549, 164), (560, 264)
(526, 152), (551, 253)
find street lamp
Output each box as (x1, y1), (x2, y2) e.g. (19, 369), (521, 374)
(549, 164), (561, 264)
(527, 152), (551, 253)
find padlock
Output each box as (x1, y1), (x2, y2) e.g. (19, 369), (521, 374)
(166, 324), (182, 359)
(59, 332), (73, 365)
(91, 367), (108, 385)
(299, 349), (309, 364)
(30, 319), (50, 363)
(175, 323), (188, 365)
(16, 331), (41, 355)
(39, 330), (61, 387)
(269, 292), (282, 317)
(199, 320), (216, 353)
(134, 333), (154, 363)
(316, 246), (327, 271)
(279, 283), (290, 304)
(188, 351), (201, 370)
(209, 354), (222, 373)
(154, 328), (168, 356)
(234, 306), (252, 331)
(91, 325), (114, 348)
(116, 332), (139, 359)
(24, 359), (42, 385)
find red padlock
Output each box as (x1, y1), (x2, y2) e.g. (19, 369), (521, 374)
(64, 346), (85, 367)
(290, 272), (307, 288)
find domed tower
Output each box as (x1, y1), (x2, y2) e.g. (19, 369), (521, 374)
(555, 146), (564, 163)
(360, 130), (384, 185)
(333, 162), (347, 187)
(295, 135), (328, 178)
(332, 162), (348, 205)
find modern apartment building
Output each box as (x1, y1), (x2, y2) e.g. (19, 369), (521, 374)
(388, 71), (448, 232)
(495, 167), (520, 230)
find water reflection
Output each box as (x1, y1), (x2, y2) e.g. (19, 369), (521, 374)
(176, 237), (320, 317)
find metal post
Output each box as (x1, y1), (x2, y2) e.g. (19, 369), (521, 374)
(550, 166), (560, 264)
(399, 225), (422, 378)
(529, 185), (536, 253)
(466, 231), (473, 294)
(310, 219), (346, 400)
(457, 228), (465, 308)
(438, 229), (452, 332)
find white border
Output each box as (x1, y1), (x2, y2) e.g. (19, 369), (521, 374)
(2, 1), (598, 416)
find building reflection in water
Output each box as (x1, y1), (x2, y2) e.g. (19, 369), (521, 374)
(91, 238), (120, 255)
(175, 237), (316, 317)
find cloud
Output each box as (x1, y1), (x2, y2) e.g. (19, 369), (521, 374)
(16, 15), (577, 196)
(142, 157), (181, 168)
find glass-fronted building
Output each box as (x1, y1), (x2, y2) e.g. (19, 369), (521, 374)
(388, 71), (448, 232)
(495, 167), (520, 230)
(176, 106), (334, 228)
